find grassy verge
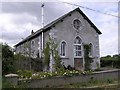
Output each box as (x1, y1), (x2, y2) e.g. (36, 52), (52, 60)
(54, 79), (119, 89)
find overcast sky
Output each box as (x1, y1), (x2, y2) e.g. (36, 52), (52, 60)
(0, 0), (119, 57)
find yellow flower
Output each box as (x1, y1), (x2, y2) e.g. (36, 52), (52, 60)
(55, 71), (57, 74)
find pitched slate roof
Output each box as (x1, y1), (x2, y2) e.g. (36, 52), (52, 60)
(15, 7), (102, 47)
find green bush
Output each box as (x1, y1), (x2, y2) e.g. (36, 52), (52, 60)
(2, 77), (16, 88)
(2, 44), (17, 75)
(17, 70), (32, 79)
(100, 54), (120, 68)
(14, 54), (43, 72)
(31, 70), (93, 79)
(83, 44), (93, 71)
(81, 70), (93, 75)
(106, 78), (114, 83)
(18, 70), (93, 80)
(100, 59), (120, 68)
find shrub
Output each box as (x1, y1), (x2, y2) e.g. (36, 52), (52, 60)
(2, 44), (16, 75)
(2, 77), (16, 88)
(17, 70), (32, 79)
(83, 44), (93, 71)
(106, 78), (114, 83)
(81, 70), (93, 75)
(100, 59), (120, 68)
(14, 54), (43, 72)
(19, 70), (93, 80)
(100, 54), (120, 68)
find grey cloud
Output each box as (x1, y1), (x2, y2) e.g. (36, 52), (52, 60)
(2, 2), (73, 26)
(2, 2), (42, 15)
(2, 2), (42, 22)
(12, 13), (40, 26)
(2, 29), (30, 41)
(1, 2), (73, 47)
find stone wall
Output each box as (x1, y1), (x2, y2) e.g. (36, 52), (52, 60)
(18, 69), (119, 88)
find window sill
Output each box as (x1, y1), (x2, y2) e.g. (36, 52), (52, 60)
(60, 57), (69, 59)
(74, 56), (83, 58)
(89, 56), (94, 58)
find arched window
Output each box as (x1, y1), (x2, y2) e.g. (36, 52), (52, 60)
(61, 41), (66, 57)
(31, 40), (35, 48)
(89, 43), (93, 57)
(74, 36), (82, 57)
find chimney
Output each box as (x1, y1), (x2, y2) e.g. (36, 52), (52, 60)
(31, 30), (34, 35)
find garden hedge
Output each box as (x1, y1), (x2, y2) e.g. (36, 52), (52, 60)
(100, 59), (120, 68)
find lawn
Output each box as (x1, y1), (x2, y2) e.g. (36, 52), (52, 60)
(53, 79), (119, 89)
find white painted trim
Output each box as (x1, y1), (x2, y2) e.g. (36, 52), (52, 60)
(31, 40), (35, 48)
(82, 43), (85, 70)
(73, 36), (83, 57)
(72, 38), (74, 67)
(60, 40), (67, 58)
(73, 36), (84, 69)
(89, 42), (94, 58)
(73, 36), (82, 42)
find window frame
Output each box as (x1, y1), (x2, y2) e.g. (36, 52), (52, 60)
(74, 36), (83, 58)
(60, 41), (67, 57)
(89, 43), (93, 57)
(73, 19), (82, 30)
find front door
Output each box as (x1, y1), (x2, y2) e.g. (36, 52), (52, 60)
(74, 58), (83, 70)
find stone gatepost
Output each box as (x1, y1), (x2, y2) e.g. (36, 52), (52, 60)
(5, 74), (18, 86)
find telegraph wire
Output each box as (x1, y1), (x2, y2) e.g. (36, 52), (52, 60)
(58, 1), (119, 18)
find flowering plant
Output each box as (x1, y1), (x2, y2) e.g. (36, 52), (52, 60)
(18, 70), (93, 79)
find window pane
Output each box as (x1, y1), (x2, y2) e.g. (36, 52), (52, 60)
(61, 41), (66, 56)
(78, 46), (81, 50)
(74, 45), (81, 51)
(74, 50), (76, 56)
(78, 51), (81, 56)
(61, 44), (63, 55)
(62, 52), (65, 56)
(74, 37), (82, 57)
(73, 19), (81, 30)
(75, 45), (77, 50)
(74, 37), (81, 44)
(76, 51), (78, 56)
(89, 43), (93, 56)
(63, 44), (65, 56)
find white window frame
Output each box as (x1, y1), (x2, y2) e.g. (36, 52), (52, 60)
(31, 40), (35, 48)
(89, 43), (93, 57)
(74, 36), (83, 58)
(60, 40), (67, 57)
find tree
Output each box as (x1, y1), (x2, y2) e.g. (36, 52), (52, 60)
(83, 44), (93, 71)
(0, 44), (2, 58)
(43, 36), (62, 72)
(100, 54), (120, 68)
(24, 42), (32, 70)
(2, 44), (16, 75)
(101, 55), (112, 61)
(43, 41), (50, 70)
(113, 54), (119, 60)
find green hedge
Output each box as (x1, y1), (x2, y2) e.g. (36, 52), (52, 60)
(100, 59), (120, 68)
(14, 54), (43, 72)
